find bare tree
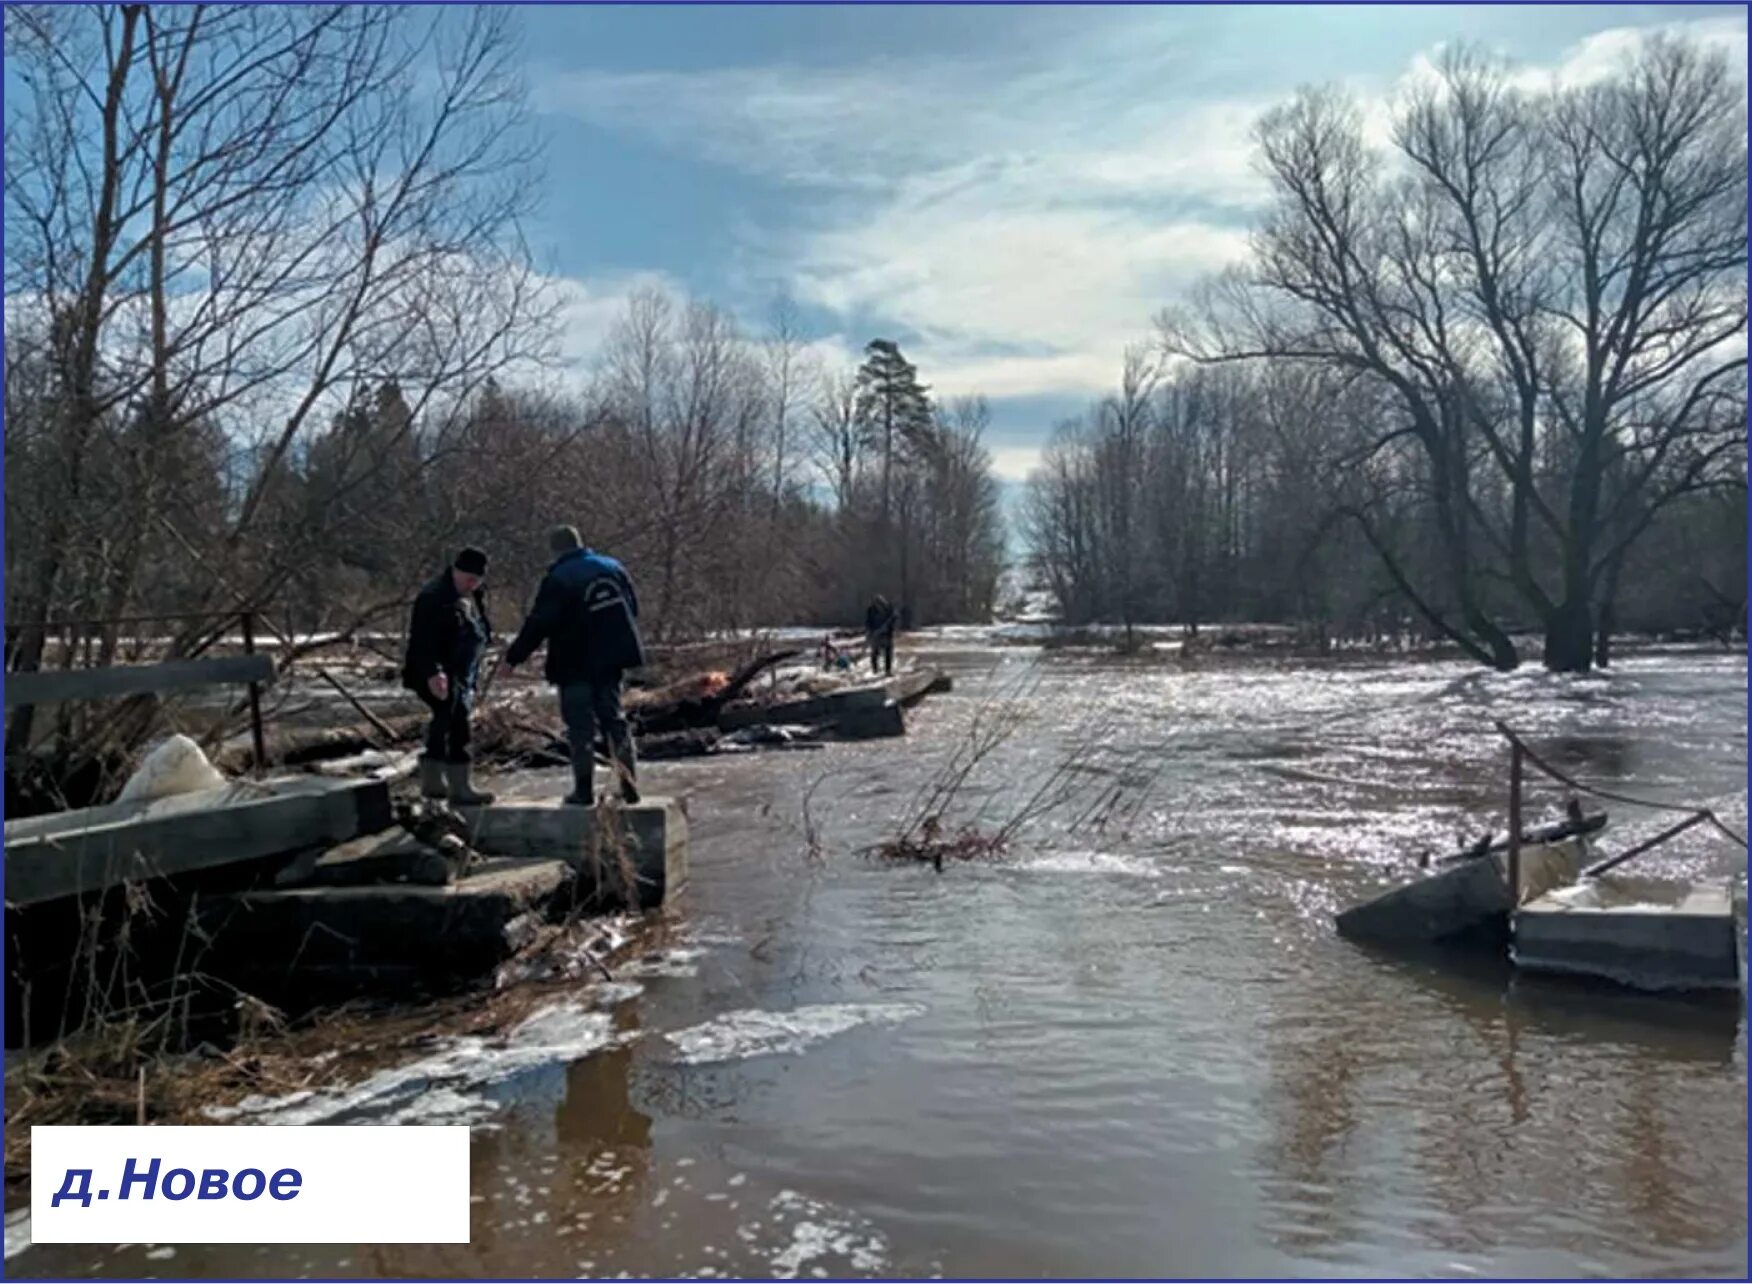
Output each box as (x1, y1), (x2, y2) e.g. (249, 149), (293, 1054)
(1160, 36), (1747, 671)
(810, 365), (864, 511)
(5, 3), (556, 753)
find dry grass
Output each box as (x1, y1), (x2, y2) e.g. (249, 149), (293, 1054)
(4, 908), (662, 1197)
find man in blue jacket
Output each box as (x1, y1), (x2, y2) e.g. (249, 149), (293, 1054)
(504, 525), (645, 805)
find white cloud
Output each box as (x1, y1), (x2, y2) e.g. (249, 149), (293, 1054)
(535, 9), (1746, 413)
(987, 445), (1044, 483)
(537, 31), (1274, 402)
(1528, 14), (1747, 91)
(550, 268), (687, 370)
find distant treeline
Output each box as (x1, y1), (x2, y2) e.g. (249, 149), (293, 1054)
(1028, 35), (1747, 672)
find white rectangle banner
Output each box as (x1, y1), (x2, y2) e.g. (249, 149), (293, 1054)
(31, 1126), (470, 1244)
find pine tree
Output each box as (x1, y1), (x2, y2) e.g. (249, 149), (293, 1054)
(853, 339), (933, 523)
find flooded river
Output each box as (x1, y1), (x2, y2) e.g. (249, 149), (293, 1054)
(17, 644), (1749, 1278)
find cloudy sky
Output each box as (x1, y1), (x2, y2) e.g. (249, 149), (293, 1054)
(516, 3), (1746, 483)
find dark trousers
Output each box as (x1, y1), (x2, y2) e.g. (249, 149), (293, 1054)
(418, 686), (474, 763)
(868, 631), (894, 676)
(560, 677), (636, 788)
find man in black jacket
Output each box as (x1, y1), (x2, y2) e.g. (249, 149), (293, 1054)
(504, 525), (645, 806)
(865, 594), (897, 676)
(403, 546), (495, 804)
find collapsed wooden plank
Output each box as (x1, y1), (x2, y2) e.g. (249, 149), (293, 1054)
(3, 653), (274, 709)
(3, 776), (392, 906)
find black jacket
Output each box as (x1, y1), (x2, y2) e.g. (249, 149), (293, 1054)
(504, 548), (644, 686)
(865, 601), (897, 638)
(403, 570), (492, 691)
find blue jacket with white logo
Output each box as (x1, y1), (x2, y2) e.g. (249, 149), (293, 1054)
(504, 548), (645, 685)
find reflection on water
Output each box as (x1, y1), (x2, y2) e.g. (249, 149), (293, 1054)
(16, 647), (1748, 1279)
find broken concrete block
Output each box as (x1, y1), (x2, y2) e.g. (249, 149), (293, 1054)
(460, 797), (687, 911)
(1514, 876), (1742, 992)
(1336, 838), (1585, 944)
(276, 830), (453, 889)
(195, 856), (571, 988)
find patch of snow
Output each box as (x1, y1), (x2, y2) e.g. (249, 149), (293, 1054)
(620, 947), (705, 979)
(4, 1208), (30, 1261)
(665, 1003), (924, 1066)
(202, 1002), (629, 1126)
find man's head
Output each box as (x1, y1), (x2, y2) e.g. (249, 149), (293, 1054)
(548, 525), (583, 557)
(451, 546), (487, 594)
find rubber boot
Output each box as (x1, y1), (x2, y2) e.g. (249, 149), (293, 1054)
(419, 756), (447, 800)
(609, 740), (640, 805)
(444, 760), (495, 806)
(564, 735), (599, 805)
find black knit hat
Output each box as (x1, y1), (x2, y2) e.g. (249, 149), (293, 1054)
(454, 546), (488, 576)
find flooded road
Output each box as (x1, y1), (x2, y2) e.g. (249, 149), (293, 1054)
(21, 645), (1748, 1278)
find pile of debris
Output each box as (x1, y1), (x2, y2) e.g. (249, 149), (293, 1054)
(3, 733), (687, 1049)
(216, 648), (952, 778)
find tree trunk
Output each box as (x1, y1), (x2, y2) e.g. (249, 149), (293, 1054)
(1592, 545), (1628, 670)
(1544, 597), (1594, 674)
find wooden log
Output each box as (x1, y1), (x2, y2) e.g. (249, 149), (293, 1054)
(3, 654), (274, 709)
(214, 714), (427, 773)
(307, 749), (421, 783)
(313, 666), (399, 743)
(627, 647), (803, 736)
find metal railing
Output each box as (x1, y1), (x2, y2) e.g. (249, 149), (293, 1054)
(1495, 719), (1747, 904)
(5, 608), (271, 776)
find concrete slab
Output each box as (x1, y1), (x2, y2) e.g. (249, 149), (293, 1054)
(1514, 875), (1742, 992)
(1335, 838), (1586, 944)
(3, 776), (392, 906)
(459, 797), (687, 911)
(193, 857), (569, 986)
(888, 668), (949, 706)
(718, 682), (888, 730)
(827, 702), (906, 740)
(275, 830), (453, 889)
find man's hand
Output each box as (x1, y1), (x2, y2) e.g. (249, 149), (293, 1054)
(427, 672), (450, 700)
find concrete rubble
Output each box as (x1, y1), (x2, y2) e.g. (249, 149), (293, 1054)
(3, 661), (952, 1045)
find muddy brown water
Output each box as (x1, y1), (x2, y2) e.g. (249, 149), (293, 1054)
(11, 644), (1748, 1278)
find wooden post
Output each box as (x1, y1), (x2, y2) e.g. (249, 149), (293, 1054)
(242, 611), (268, 779)
(1507, 740), (1524, 907)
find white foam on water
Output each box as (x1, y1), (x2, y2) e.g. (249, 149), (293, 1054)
(764, 1190), (890, 1279)
(665, 1003), (925, 1066)
(4, 1208), (30, 1261)
(621, 947), (706, 979)
(202, 1002), (630, 1126)
(1016, 849), (1160, 878)
(587, 981), (647, 1007)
